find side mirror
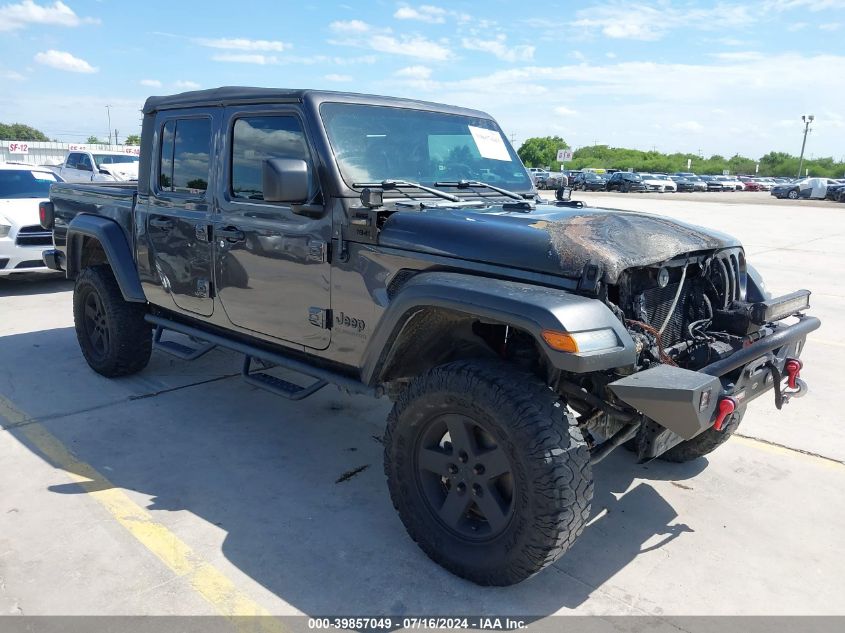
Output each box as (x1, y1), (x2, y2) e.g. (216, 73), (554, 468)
(262, 158), (309, 203)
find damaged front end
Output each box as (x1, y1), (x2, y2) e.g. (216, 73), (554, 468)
(563, 247), (820, 463)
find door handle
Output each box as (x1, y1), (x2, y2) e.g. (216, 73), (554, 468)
(216, 226), (245, 242)
(149, 217), (174, 230)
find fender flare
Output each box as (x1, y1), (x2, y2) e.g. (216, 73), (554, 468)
(67, 214), (146, 303)
(361, 272), (636, 384)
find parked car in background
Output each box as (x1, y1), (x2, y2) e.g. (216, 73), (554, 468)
(0, 163), (62, 275)
(715, 176), (743, 191)
(740, 178), (764, 191)
(571, 171), (608, 191)
(699, 175), (725, 191)
(606, 171), (646, 192)
(537, 172), (567, 189)
(824, 179), (845, 200)
(672, 172), (707, 191)
(671, 175), (697, 192)
(771, 178), (832, 200)
(639, 173), (677, 192)
(58, 150), (139, 183)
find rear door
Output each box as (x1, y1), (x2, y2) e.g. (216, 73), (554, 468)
(213, 106), (331, 349)
(143, 110), (217, 316)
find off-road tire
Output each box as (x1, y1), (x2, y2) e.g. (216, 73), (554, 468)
(384, 360), (593, 586)
(658, 407), (745, 463)
(73, 265), (152, 377)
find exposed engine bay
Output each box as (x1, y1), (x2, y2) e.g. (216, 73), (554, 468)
(610, 248), (762, 373)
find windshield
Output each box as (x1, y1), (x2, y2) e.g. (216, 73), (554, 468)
(320, 103), (532, 192)
(93, 154), (139, 168)
(0, 169), (58, 199)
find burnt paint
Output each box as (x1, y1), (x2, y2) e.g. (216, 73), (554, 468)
(378, 202), (740, 283)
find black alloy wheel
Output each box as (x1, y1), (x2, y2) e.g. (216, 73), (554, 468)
(415, 413), (515, 540)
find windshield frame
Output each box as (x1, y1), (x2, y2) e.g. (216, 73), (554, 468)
(318, 101), (532, 196)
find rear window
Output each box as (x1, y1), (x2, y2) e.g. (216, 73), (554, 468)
(159, 118), (211, 194)
(0, 169), (57, 199)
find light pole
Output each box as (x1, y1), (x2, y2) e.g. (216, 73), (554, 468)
(105, 105), (112, 145)
(797, 114), (814, 178)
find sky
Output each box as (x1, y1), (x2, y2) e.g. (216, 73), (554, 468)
(1, 0), (844, 159)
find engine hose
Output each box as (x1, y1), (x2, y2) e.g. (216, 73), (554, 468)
(658, 263), (687, 335)
(626, 319), (678, 366)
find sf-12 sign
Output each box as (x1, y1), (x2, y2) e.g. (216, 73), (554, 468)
(6, 142), (29, 154)
(67, 144), (141, 156)
(556, 149), (573, 162)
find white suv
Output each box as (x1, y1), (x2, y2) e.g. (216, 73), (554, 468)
(0, 163), (60, 275)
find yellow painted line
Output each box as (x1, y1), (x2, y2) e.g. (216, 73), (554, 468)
(0, 396), (286, 632)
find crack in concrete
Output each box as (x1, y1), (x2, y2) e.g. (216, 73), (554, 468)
(735, 432), (845, 467)
(0, 373), (241, 432)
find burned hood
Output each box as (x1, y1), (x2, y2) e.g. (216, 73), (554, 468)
(378, 203), (740, 283)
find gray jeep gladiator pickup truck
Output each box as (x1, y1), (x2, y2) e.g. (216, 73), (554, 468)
(40, 87), (819, 586)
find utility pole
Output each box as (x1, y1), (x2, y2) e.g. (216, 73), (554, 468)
(797, 114), (814, 178)
(105, 105), (112, 145)
(114, 129), (119, 145)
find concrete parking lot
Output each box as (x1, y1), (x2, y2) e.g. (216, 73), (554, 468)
(1, 192), (843, 620)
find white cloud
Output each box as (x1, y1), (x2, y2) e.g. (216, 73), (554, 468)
(212, 53), (280, 64)
(0, 0), (97, 31)
(140, 79), (162, 88)
(554, 106), (578, 116)
(370, 33), (451, 60)
(394, 4), (447, 23)
(672, 121), (704, 132)
(194, 37), (290, 52)
(462, 34), (534, 62)
(711, 51), (764, 61)
(787, 22), (808, 31)
(329, 19), (371, 33)
(34, 49), (97, 73)
(329, 19), (451, 60)
(573, 3), (754, 41)
(324, 73), (353, 82)
(395, 65), (432, 79)
(819, 22), (842, 30)
(174, 80), (200, 90)
(2, 69), (25, 80)
(765, 0), (845, 11)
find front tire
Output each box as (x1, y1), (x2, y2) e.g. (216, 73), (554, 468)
(787, 189), (799, 200)
(659, 407), (745, 463)
(73, 265), (152, 377)
(384, 360), (592, 586)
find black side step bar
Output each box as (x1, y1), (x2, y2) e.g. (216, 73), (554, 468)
(145, 314), (381, 399)
(241, 355), (327, 401)
(153, 326), (216, 360)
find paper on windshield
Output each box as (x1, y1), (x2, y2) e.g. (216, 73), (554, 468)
(468, 125), (510, 161)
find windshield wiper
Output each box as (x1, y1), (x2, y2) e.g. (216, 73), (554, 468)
(352, 180), (461, 203)
(434, 179), (525, 201)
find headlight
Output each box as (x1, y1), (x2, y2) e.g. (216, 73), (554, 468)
(0, 215), (12, 238)
(542, 328), (620, 353)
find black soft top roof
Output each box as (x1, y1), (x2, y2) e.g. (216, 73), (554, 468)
(142, 86), (492, 119)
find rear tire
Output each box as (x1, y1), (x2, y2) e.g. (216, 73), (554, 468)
(384, 360), (592, 586)
(73, 265), (152, 377)
(659, 407), (745, 463)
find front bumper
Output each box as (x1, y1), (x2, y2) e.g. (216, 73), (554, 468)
(0, 237), (53, 274)
(608, 314), (819, 458)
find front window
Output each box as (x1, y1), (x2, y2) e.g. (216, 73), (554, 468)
(320, 102), (532, 191)
(0, 169), (58, 199)
(93, 154), (139, 168)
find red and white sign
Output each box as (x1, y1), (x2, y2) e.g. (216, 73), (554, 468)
(67, 144), (140, 156)
(7, 142), (29, 154)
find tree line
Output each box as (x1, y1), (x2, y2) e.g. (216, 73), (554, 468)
(517, 135), (845, 178)
(2, 122), (141, 146)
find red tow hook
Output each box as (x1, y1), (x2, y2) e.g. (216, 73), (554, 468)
(784, 358), (803, 390)
(713, 397), (737, 432)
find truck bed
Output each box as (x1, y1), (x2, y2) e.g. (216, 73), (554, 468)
(50, 182), (137, 250)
